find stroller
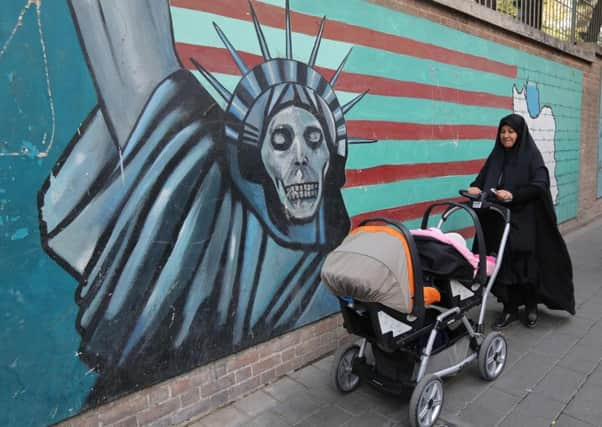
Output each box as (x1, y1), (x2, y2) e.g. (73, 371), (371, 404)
(321, 190), (511, 427)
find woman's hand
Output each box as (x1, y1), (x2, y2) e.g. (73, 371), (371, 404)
(495, 189), (513, 202)
(467, 187), (482, 195)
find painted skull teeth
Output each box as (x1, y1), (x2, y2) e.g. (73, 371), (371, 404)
(285, 183), (319, 201)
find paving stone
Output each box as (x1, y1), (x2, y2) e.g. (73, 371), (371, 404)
(552, 414), (595, 427)
(456, 387), (520, 427)
(441, 369), (492, 414)
(233, 389), (279, 417)
(584, 363), (602, 386)
(533, 365), (587, 403)
(303, 405), (353, 426)
(290, 365), (331, 390)
(264, 376), (310, 403)
(245, 409), (290, 427)
(530, 332), (580, 359)
(573, 299), (602, 321)
(339, 410), (396, 427)
(197, 405), (248, 427)
(498, 392), (565, 427)
(332, 389), (375, 416)
(557, 343), (602, 374)
(564, 382), (602, 425)
(492, 351), (557, 397)
(271, 388), (323, 425)
(313, 355), (334, 373)
(553, 315), (597, 337)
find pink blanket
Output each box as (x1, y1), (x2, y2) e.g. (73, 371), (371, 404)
(410, 228), (496, 277)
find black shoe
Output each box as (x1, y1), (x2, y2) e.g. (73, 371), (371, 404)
(525, 306), (538, 328)
(493, 311), (519, 330)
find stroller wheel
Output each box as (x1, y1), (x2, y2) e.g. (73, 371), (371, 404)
(331, 344), (361, 393)
(409, 374), (443, 427)
(478, 332), (507, 381)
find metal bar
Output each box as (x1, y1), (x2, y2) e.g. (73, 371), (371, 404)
(430, 353), (478, 378)
(571, 0), (578, 42)
(478, 222), (511, 327)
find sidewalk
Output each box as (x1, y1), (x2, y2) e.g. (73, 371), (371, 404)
(182, 217), (602, 427)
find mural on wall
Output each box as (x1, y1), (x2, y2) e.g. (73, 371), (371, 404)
(38, 0), (373, 404)
(2, 0), (584, 425)
(512, 81), (558, 203)
(0, 0), (55, 159)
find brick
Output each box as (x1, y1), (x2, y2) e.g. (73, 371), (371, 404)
(252, 354), (282, 376)
(170, 397), (213, 425)
(226, 349), (259, 372)
(66, 411), (100, 427)
(148, 385), (170, 405)
(201, 372), (235, 397)
(99, 395), (149, 425)
(137, 398), (180, 426)
(112, 415), (138, 427)
(180, 388), (201, 407)
(169, 377), (192, 396)
(260, 368), (277, 384)
(235, 366), (253, 383)
(228, 376), (262, 400)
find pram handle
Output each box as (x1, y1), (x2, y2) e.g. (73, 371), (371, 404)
(419, 202), (488, 285)
(459, 190), (511, 223)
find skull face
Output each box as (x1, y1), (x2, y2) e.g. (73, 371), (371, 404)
(261, 106), (330, 221)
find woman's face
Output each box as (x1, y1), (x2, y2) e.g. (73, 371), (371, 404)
(499, 124), (518, 149)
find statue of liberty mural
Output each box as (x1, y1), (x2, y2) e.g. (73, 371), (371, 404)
(38, 0), (371, 403)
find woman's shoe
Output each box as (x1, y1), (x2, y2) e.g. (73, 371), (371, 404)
(493, 311), (519, 330)
(525, 306), (538, 328)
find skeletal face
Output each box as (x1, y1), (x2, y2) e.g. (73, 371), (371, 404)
(261, 106), (330, 221)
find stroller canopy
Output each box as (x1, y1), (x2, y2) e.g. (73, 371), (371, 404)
(321, 225), (440, 314)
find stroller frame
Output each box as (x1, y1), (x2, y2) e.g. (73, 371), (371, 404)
(330, 191), (511, 427)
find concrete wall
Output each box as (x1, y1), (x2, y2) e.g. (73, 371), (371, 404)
(1, 0), (600, 426)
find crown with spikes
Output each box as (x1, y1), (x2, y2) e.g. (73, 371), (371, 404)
(190, 0), (375, 159)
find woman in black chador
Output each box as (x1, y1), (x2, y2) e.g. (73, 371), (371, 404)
(468, 113), (575, 330)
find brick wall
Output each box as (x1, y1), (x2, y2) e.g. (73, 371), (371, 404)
(54, 2), (602, 426)
(56, 315), (351, 427)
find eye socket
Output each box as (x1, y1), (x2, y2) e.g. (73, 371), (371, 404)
(271, 126), (293, 151)
(304, 126), (323, 149)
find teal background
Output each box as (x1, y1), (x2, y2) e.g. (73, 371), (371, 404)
(0, 1), (96, 426)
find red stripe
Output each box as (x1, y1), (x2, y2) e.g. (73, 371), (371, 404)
(171, 0), (517, 78)
(344, 159), (485, 187)
(347, 121), (497, 140)
(177, 44), (511, 109)
(350, 196), (466, 228)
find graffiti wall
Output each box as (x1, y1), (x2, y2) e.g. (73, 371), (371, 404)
(0, 0), (583, 425)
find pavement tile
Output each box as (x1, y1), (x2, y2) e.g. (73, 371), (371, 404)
(313, 355), (335, 373)
(245, 409), (290, 427)
(564, 382), (602, 425)
(557, 343), (602, 374)
(552, 414), (595, 427)
(584, 363), (602, 386)
(530, 332), (580, 359)
(492, 351), (557, 397)
(340, 410), (398, 427)
(456, 387), (520, 427)
(533, 366), (587, 403)
(264, 377), (310, 403)
(441, 369), (492, 414)
(232, 389), (279, 417)
(196, 405), (248, 427)
(271, 388), (323, 425)
(303, 405), (354, 426)
(332, 389), (375, 416)
(497, 392), (565, 427)
(573, 299), (602, 321)
(552, 315), (597, 337)
(290, 365), (332, 390)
